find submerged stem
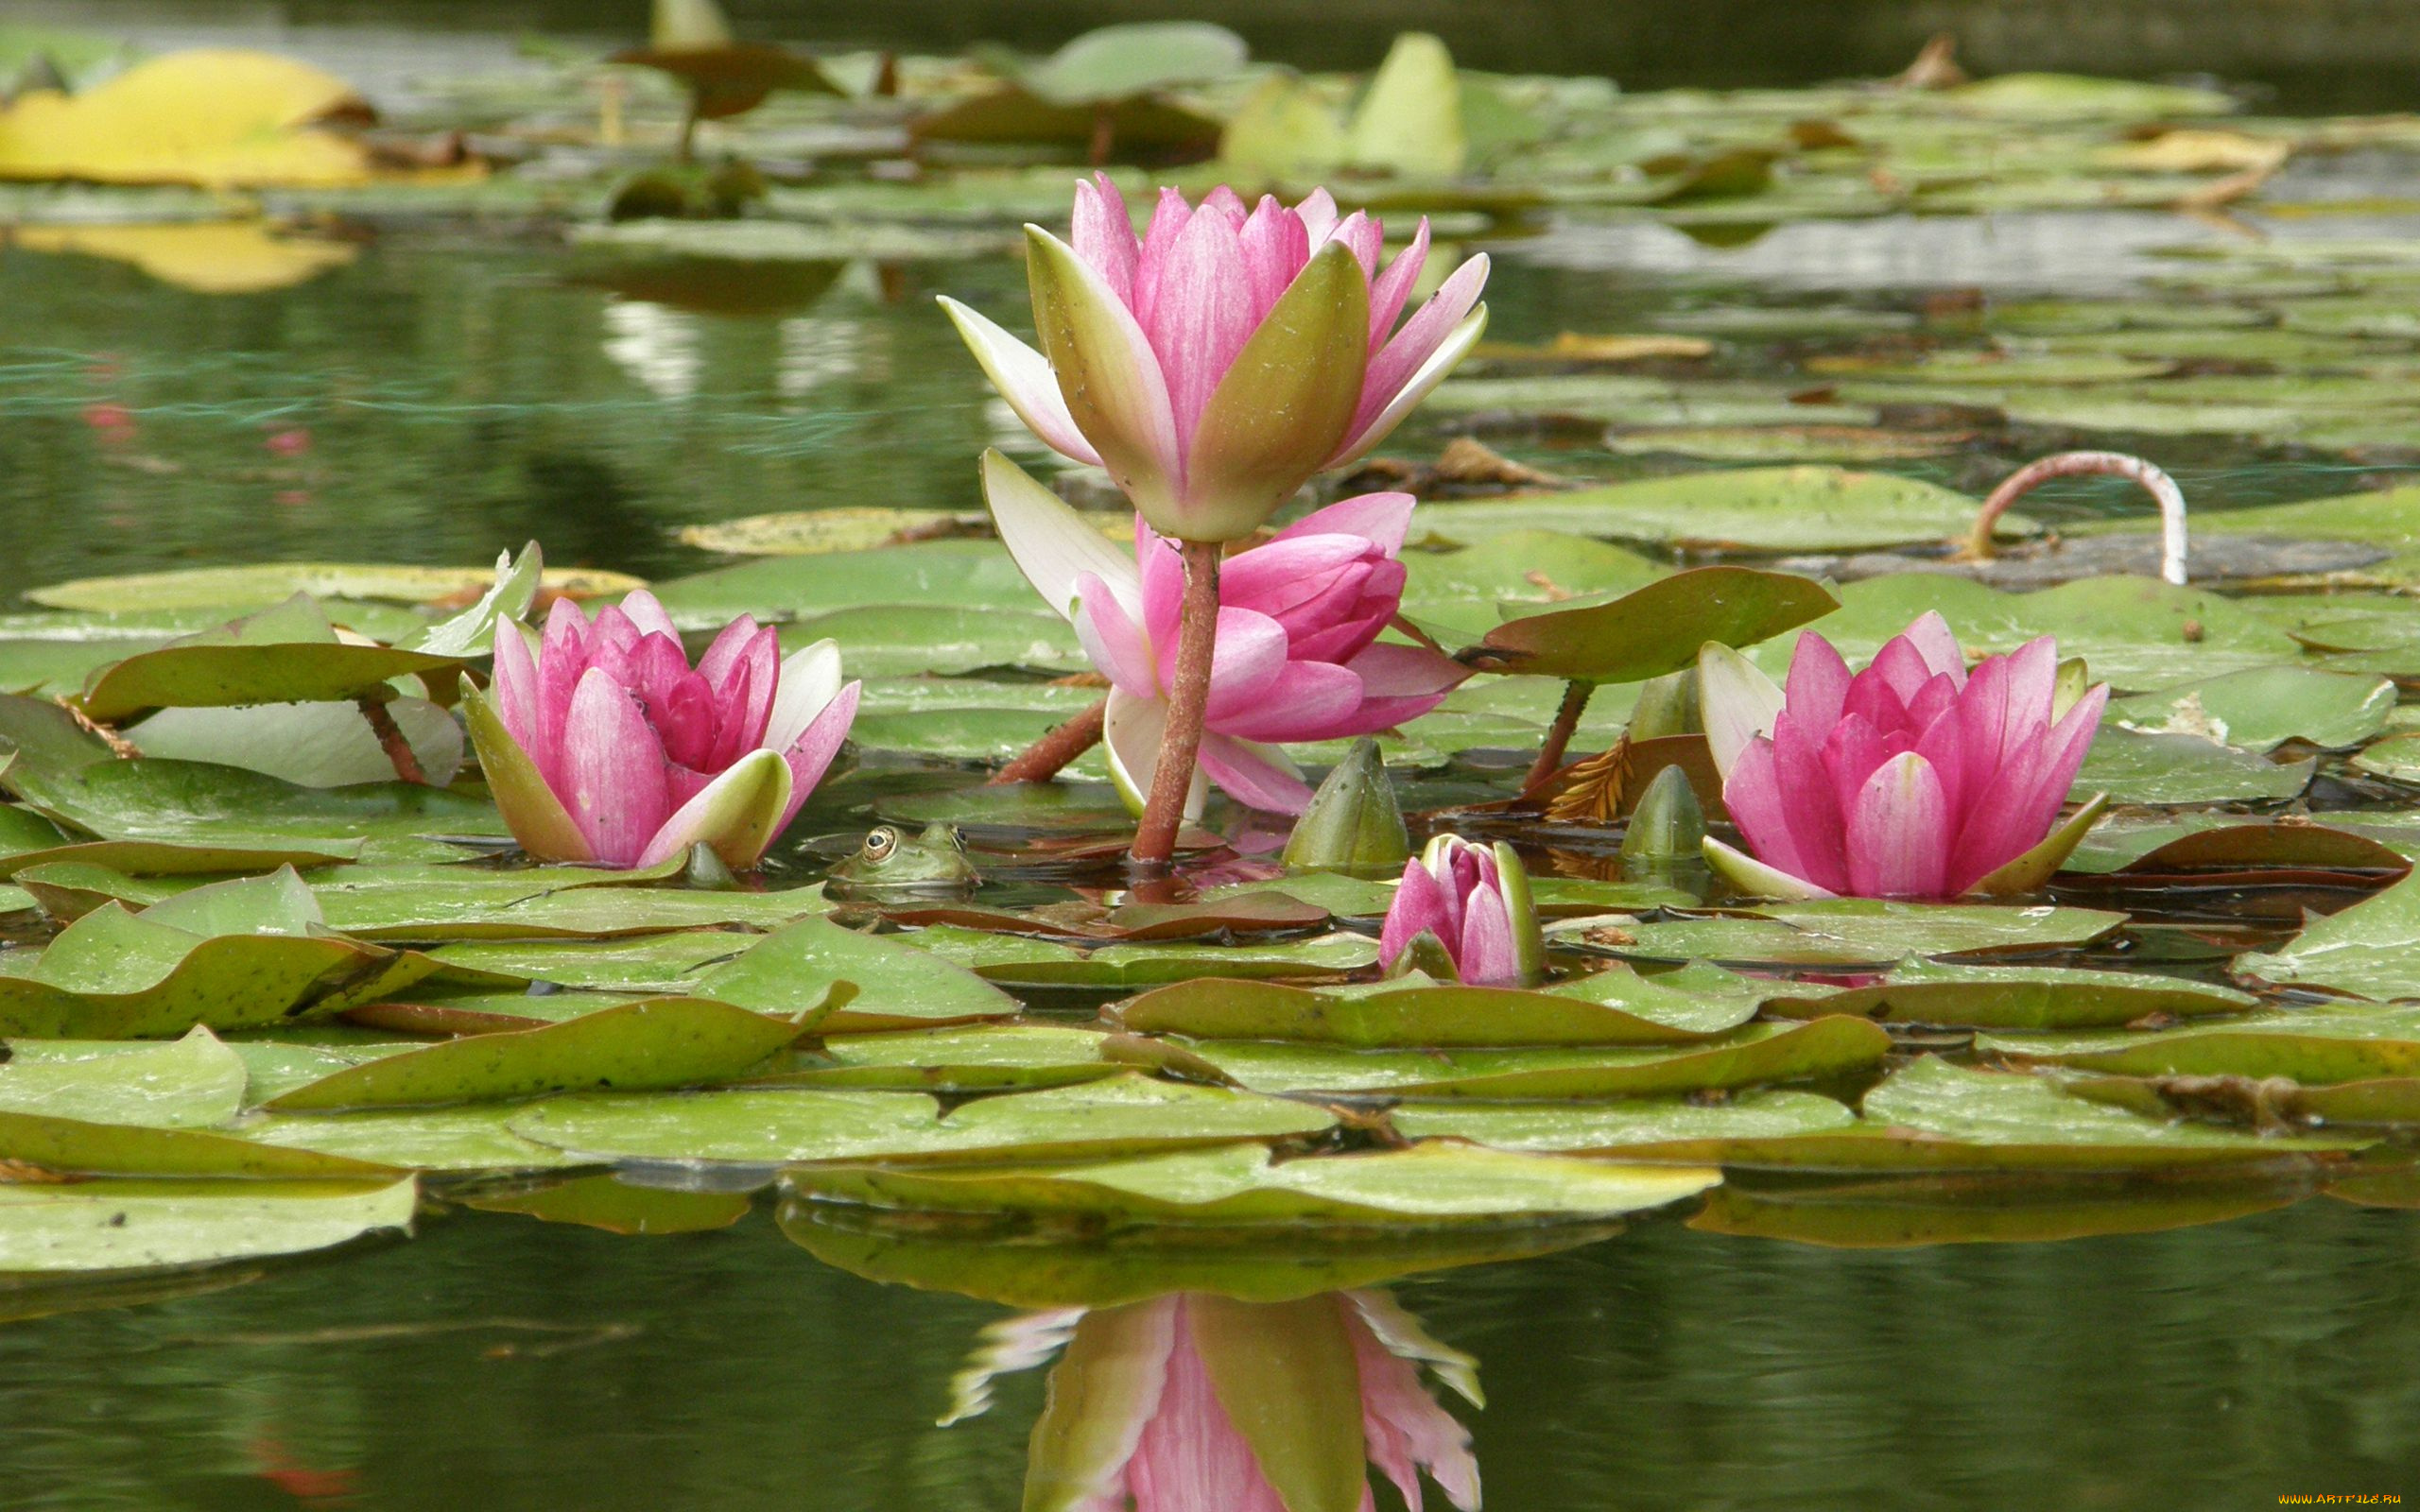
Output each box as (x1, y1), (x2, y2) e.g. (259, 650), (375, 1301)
(358, 697), (427, 785)
(1523, 679), (1596, 793)
(1131, 540), (1221, 868)
(1966, 451), (2190, 586)
(991, 697), (1109, 784)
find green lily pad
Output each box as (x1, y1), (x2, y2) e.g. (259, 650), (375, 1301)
(2110, 667), (2396, 752)
(23, 562), (643, 614)
(0, 1108), (399, 1179)
(125, 696), (465, 789)
(425, 933), (758, 994)
(789, 1141), (1719, 1227)
(0, 1026), (245, 1127)
(975, 934), (1381, 989)
(1416, 467), (2015, 553)
(261, 995), (830, 1111)
(785, 605), (1082, 679)
(1390, 1089), (1858, 1155)
(2087, 729), (2318, 804)
(507, 1074), (1335, 1165)
(1459, 565), (1839, 681)
(648, 540), (1054, 623)
(1982, 1005), (2420, 1082)
(2236, 871), (2420, 1001)
(0, 870), (442, 1038)
(766, 1024), (1122, 1091)
(75, 595), (464, 723)
(1109, 970), (1755, 1047)
(0, 1176), (419, 1274)
(2061, 815), (2414, 876)
(1184, 1016), (1890, 1099)
(677, 508), (981, 557)
(690, 916), (1020, 1031)
(1763, 961), (2258, 1030)
(236, 1104), (590, 1173)
(1593, 901), (2127, 968)
(2355, 732), (2420, 783)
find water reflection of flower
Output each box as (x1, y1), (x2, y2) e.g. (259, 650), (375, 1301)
(946, 1290), (1481, 1511)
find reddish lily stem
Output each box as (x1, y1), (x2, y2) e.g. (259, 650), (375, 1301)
(358, 697), (427, 785)
(1966, 451), (2189, 585)
(1523, 679), (1595, 793)
(1132, 540), (1222, 868)
(991, 697), (1109, 784)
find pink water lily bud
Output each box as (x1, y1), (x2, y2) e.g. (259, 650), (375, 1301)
(981, 451), (1463, 816)
(964, 1292), (1480, 1512)
(943, 176), (1491, 543)
(462, 590), (859, 869)
(1696, 612), (2110, 901)
(1379, 833), (1544, 988)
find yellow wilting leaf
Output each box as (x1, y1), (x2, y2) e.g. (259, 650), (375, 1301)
(9, 221), (356, 294)
(2101, 129), (2290, 174)
(0, 49), (376, 188)
(1545, 741), (1628, 823)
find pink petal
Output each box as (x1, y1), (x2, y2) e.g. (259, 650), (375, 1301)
(1869, 632), (1943, 706)
(1132, 188), (1194, 336)
(1455, 883), (1520, 986)
(1072, 172), (1139, 305)
(536, 597), (592, 775)
(1199, 734), (1316, 815)
(1722, 738), (1818, 887)
(1769, 713), (1852, 893)
(1137, 522), (1186, 655)
(1820, 713), (1910, 820)
(1845, 751), (1951, 900)
(1074, 573), (1161, 698)
(1327, 211), (1383, 283)
(1125, 1307), (1290, 1512)
(708, 626), (781, 768)
(1351, 253), (1486, 439)
(696, 615), (762, 688)
(773, 679), (859, 836)
(1273, 490), (1416, 555)
(1841, 667), (1913, 738)
(618, 590), (680, 641)
(1219, 534), (1376, 618)
(1380, 855), (1453, 969)
(1145, 207), (1257, 459)
(1783, 630), (1853, 733)
(1367, 217), (1432, 348)
(491, 624), (542, 757)
(1293, 188), (1340, 247)
(1348, 1303), (1481, 1512)
(1209, 660), (1366, 743)
(1899, 610), (1969, 687)
(1199, 184), (1249, 226)
(561, 666), (672, 868)
(1194, 607), (1292, 724)
(1338, 642), (1462, 726)
(1236, 196), (1308, 320)
(1948, 725), (2050, 887)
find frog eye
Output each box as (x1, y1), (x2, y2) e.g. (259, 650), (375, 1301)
(861, 827), (899, 862)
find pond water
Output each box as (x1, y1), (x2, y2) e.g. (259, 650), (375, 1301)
(5, 10), (2420, 1508)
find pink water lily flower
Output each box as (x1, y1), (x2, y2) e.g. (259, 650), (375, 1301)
(1696, 612), (2109, 901)
(981, 451), (1462, 816)
(462, 591), (859, 869)
(1379, 833), (1544, 987)
(943, 176), (1490, 543)
(954, 1291), (1481, 1512)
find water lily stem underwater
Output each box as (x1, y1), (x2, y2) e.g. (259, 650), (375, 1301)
(1522, 679), (1597, 793)
(989, 696), (1108, 784)
(1132, 540), (1222, 868)
(1964, 450), (2190, 586)
(355, 696), (427, 785)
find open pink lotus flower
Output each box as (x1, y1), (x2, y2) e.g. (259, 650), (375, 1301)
(1696, 611), (2109, 901)
(943, 177), (1490, 543)
(953, 1291), (1480, 1512)
(1379, 833), (1544, 987)
(461, 591), (859, 868)
(981, 451), (1462, 816)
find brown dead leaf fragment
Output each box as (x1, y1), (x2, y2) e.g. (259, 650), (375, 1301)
(1893, 33), (1969, 91)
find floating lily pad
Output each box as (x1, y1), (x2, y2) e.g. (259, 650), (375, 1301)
(2354, 732), (2420, 783)
(0, 1176), (418, 1275)
(766, 1024), (1122, 1091)
(1390, 1090), (1858, 1155)
(789, 1141), (1720, 1227)
(2110, 667), (2395, 752)
(2076, 730), (2314, 805)
(690, 916), (1020, 1031)
(1109, 970), (1755, 1047)
(507, 1075), (1334, 1166)
(236, 1104), (590, 1173)
(2061, 816), (2413, 876)
(679, 508), (981, 557)
(0, 1108), (398, 1179)
(975, 934), (1380, 989)
(262, 996), (827, 1111)
(23, 562), (644, 614)
(425, 933), (759, 994)
(126, 696), (466, 789)
(75, 595), (464, 723)
(0, 1026), (246, 1127)
(1983, 1005), (2420, 1082)
(1762, 961), (2258, 1030)
(1591, 901), (2127, 968)
(1184, 1016), (1890, 1099)
(2236, 871), (2420, 1001)
(648, 540), (1045, 622)
(1416, 467), (2016, 553)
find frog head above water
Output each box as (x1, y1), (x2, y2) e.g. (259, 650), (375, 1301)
(827, 822), (979, 899)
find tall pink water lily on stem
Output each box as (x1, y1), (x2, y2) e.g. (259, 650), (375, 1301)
(980, 451), (1462, 816)
(942, 176), (1491, 544)
(1695, 612), (2109, 901)
(460, 592), (860, 869)
(951, 1291), (1481, 1512)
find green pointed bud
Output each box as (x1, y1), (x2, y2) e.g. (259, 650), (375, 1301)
(2053, 656), (2095, 721)
(1282, 738), (1410, 876)
(1389, 930), (1461, 981)
(685, 840), (739, 890)
(1621, 765), (1705, 864)
(1629, 669), (1699, 742)
(1488, 839), (1547, 986)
